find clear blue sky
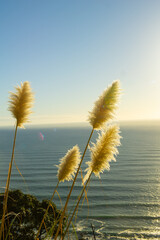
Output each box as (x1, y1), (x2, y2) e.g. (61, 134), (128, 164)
(0, 0), (160, 126)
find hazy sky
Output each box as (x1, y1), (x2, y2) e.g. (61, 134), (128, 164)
(0, 0), (160, 126)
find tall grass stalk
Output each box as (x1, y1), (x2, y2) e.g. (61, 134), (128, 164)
(62, 171), (92, 240)
(36, 181), (59, 239)
(36, 145), (81, 240)
(4, 212), (20, 240)
(54, 128), (94, 239)
(0, 123), (18, 240)
(0, 81), (33, 240)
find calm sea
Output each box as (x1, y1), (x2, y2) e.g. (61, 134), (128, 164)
(0, 122), (160, 240)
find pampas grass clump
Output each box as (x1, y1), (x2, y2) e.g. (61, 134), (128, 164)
(0, 79), (122, 240)
(0, 81), (34, 240)
(36, 146), (81, 238)
(84, 125), (121, 182)
(8, 81), (34, 128)
(88, 80), (121, 129)
(62, 125), (121, 238)
(57, 145), (81, 182)
(54, 80), (122, 239)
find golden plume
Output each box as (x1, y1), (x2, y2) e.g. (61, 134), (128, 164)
(84, 125), (121, 182)
(57, 145), (81, 182)
(8, 81), (34, 128)
(88, 80), (121, 129)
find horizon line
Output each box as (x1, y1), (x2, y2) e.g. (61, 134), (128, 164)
(0, 118), (160, 128)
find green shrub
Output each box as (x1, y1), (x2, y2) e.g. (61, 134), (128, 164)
(0, 190), (65, 240)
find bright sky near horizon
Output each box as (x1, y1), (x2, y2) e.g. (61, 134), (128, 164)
(0, 0), (160, 126)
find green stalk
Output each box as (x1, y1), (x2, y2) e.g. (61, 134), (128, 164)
(54, 128), (94, 240)
(62, 172), (92, 239)
(35, 181), (59, 239)
(0, 123), (18, 240)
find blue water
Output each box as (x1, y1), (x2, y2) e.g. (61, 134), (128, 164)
(0, 122), (160, 239)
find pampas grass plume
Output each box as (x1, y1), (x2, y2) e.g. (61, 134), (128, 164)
(57, 145), (81, 182)
(88, 80), (121, 129)
(8, 81), (34, 128)
(84, 125), (121, 182)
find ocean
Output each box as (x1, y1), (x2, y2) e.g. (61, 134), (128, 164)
(0, 122), (160, 239)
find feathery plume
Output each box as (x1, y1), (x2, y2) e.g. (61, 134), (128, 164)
(84, 125), (121, 182)
(8, 81), (34, 128)
(57, 145), (81, 182)
(88, 80), (121, 129)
